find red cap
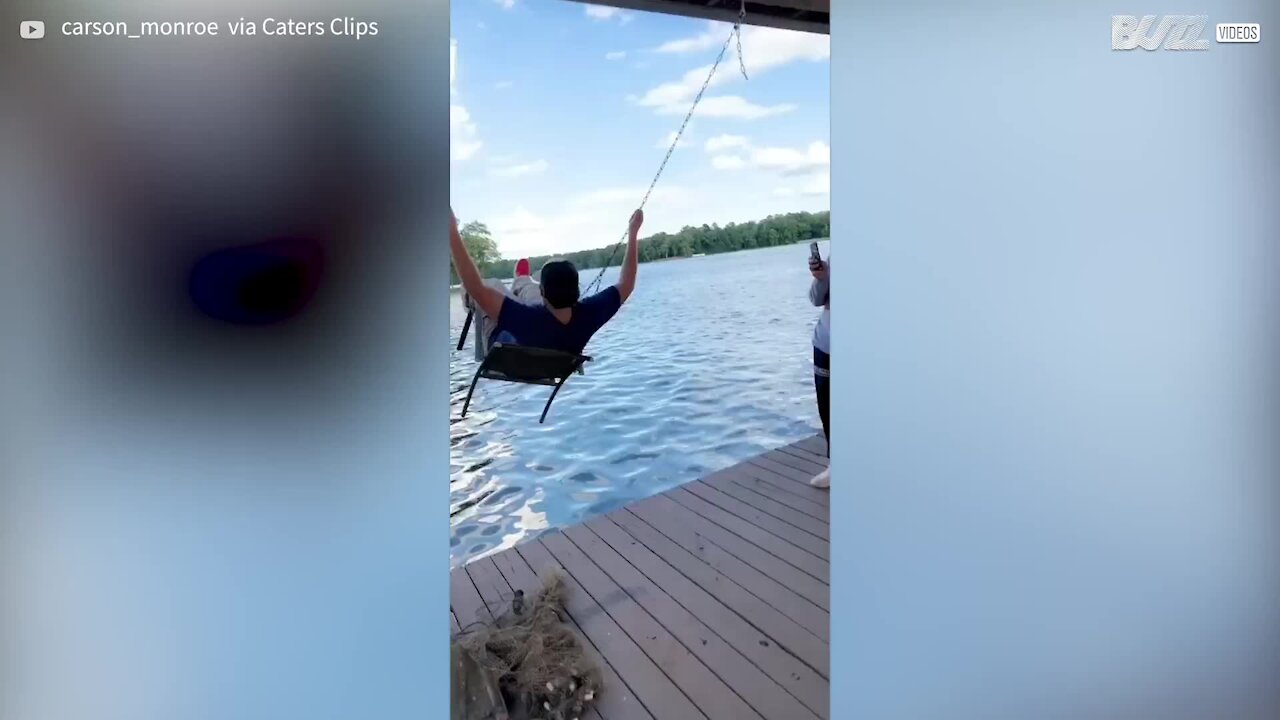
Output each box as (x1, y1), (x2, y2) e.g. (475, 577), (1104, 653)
(515, 258), (531, 277)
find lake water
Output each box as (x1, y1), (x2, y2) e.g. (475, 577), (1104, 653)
(449, 241), (829, 567)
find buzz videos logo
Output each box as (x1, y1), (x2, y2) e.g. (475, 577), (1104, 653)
(1112, 15), (1261, 50)
(1112, 15), (1210, 50)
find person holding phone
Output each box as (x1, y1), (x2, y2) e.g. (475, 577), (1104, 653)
(808, 243), (831, 488)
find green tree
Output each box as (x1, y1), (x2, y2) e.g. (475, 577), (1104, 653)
(453, 210), (831, 282)
(450, 220), (502, 284)
(460, 221), (500, 266)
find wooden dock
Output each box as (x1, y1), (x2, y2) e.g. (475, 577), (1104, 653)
(451, 434), (831, 720)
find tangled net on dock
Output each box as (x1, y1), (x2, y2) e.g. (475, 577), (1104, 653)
(453, 571), (602, 720)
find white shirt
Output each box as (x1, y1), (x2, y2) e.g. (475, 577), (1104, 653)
(810, 256), (830, 354)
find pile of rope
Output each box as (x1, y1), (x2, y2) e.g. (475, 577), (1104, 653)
(453, 572), (601, 720)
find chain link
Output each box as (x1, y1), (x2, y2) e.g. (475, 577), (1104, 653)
(736, 0), (749, 80)
(584, 19), (745, 294)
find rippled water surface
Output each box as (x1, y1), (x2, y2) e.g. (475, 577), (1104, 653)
(449, 241), (828, 567)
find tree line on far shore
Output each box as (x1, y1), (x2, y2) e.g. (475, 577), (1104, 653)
(453, 210), (830, 283)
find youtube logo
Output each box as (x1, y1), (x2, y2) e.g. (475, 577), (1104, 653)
(20, 20), (45, 39)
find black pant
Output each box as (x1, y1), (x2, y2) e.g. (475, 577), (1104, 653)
(814, 348), (830, 456)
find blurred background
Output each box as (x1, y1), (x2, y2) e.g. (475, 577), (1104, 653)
(1, 1), (449, 718)
(835, 1), (1280, 719)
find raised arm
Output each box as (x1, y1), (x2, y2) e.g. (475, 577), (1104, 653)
(449, 211), (504, 319)
(616, 209), (643, 303)
(808, 254), (829, 307)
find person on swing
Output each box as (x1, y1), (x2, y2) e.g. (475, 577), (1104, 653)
(449, 208), (644, 355)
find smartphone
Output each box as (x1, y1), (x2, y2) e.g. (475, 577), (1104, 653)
(810, 242), (822, 261)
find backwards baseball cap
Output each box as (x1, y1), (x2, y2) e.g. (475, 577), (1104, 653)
(539, 260), (580, 309)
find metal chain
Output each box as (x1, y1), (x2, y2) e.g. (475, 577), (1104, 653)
(736, 0), (749, 80)
(583, 19), (746, 294)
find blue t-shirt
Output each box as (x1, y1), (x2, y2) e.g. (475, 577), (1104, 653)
(494, 286), (622, 354)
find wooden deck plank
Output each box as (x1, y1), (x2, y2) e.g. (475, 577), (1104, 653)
(518, 540), (707, 719)
(671, 484), (830, 569)
(699, 473), (830, 537)
(796, 436), (829, 456)
(630, 495), (831, 611)
(598, 511), (830, 677)
(792, 435), (829, 457)
(490, 546), (649, 720)
(541, 531), (765, 720)
(617, 503), (829, 639)
(747, 450), (819, 479)
(686, 480), (829, 555)
(724, 465), (832, 516)
(575, 518), (830, 719)
(748, 455), (826, 494)
(466, 557), (515, 625)
(450, 564), (493, 634)
(452, 435), (832, 719)
(660, 492), (828, 586)
(761, 449), (826, 477)
(778, 443), (829, 467)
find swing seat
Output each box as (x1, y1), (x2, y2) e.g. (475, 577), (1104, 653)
(460, 343), (592, 424)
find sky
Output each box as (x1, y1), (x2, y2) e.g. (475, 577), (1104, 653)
(451, 0), (830, 259)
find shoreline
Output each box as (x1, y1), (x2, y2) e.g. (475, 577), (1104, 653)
(450, 238), (828, 290)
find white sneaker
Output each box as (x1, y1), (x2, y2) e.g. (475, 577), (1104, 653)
(809, 468), (830, 488)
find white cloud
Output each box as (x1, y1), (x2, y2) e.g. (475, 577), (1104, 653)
(711, 139), (830, 197)
(638, 24), (828, 118)
(494, 80), (513, 90)
(749, 140), (830, 174)
(451, 39), (482, 162)
(655, 30), (723, 54)
(687, 95), (795, 120)
(704, 134), (750, 152)
(801, 170), (830, 196)
(709, 139), (829, 174)
(634, 63), (717, 110)
(657, 22), (830, 73)
(450, 38), (457, 93)
(491, 206), (552, 235)
(567, 186), (682, 210)
(655, 127), (694, 150)
(776, 170), (830, 197)
(711, 155), (747, 170)
(490, 159), (549, 178)
(605, 50), (627, 61)
(452, 105), (483, 161)
(495, 0), (516, 9)
(586, 6), (632, 23)
(489, 186), (689, 258)
(635, 82), (795, 119)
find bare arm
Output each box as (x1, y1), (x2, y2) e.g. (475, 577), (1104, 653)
(449, 211), (505, 319)
(616, 209), (643, 303)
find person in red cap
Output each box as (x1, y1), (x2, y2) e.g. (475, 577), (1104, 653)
(457, 256), (543, 360)
(508, 257), (542, 305)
